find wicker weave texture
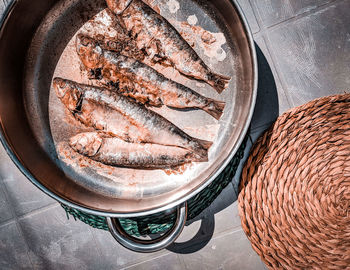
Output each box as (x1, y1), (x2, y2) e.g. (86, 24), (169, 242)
(238, 94), (350, 269)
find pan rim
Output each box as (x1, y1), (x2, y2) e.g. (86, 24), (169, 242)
(0, 0), (257, 218)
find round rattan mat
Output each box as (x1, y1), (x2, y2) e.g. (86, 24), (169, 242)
(238, 94), (350, 269)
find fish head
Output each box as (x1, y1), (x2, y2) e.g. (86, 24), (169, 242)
(106, 0), (133, 15)
(76, 34), (104, 70)
(53, 77), (82, 112)
(69, 132), (103, 157)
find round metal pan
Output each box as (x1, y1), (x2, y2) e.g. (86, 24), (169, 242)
(0, 0), (257, 218)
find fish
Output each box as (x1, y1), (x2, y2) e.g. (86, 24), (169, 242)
(105, 0), (231, 93)
(69, 132), (203, 168)
(53, 77), (212, 159)
(76, 34), (225, 120)
(90, 8), (145, 62)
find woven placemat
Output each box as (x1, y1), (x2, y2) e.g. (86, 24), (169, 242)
(238, 94), (350, 269)
(62, 134), (248, 237)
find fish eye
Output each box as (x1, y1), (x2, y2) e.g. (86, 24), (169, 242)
(58, 79), (66, 88)
(77, 34), (92, 47)
(81, 37), (91, 46)
(108, 41), (117, 49)
(96, 34), (104, 41)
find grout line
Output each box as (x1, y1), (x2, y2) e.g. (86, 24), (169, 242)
(120, 251), (171, 270)
(204, 226), (244, 245)
(176, 226), (244, 254)
(0, 215), (14, 226)
(16, 202), (59, 220)
(1, 181), (36, 270)
(177, 253), (188, 270)
(13, 222), (36, 270)
(0, 180), (14, 225)
(261, 35), (294, 110)
(252, 33), (294, 112)
(182, 220), (244, 252)
(247, 0), (263, 33)
(264, 0), (339, 31)
(237, 0), (261, 35)
(252, 31), (262, 40)
(0, 218), (15, 228)
(261, 32), (297, 108)
(261, 32), (295, 108)
(247, 0), (267, 32)
(87, 227), (106, 267)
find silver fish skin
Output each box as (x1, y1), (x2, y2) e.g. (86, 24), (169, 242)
(53, 77), (212, 159)
(69, 132), (204, 168)
(105, 0), (231, 93)
(76, 34), (225, 120)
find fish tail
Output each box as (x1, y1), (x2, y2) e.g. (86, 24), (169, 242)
(197, 138), (213, 150)
(190, 152), (209, 162)
(193, 139), (213, 161)
(207, 72), (231, 93)
(203, 99), (226, 120)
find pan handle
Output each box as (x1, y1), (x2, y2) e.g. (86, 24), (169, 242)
(106, 202), (187, 253)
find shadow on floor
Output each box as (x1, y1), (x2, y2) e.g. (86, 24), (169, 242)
(166, 42), (279, 254)
(250, 42), (280, 130)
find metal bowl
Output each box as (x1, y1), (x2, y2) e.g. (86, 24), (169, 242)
(0, 0), (256, 220)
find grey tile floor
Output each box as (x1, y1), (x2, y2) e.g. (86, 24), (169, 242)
(0, 0), (349, 269)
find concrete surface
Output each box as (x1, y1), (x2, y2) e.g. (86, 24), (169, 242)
(0, 0), (349, 269)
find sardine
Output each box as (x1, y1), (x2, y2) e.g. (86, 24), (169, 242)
(105, 0), (231, 93)
(76, 34), (225, 120)
(53, 77), (212, 159)
(69, 132), (203, 168)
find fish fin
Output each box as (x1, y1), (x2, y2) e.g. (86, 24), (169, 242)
(197, 138), (213, 150)
(190, 151), (208, 162)
(207, 72), (231, 93)
(191, 139), (212, 160)
(203, 99), (226, 120)
(195, 138), (213, 161)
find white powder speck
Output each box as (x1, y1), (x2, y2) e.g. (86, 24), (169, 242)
(196, 82), (205, 88)
(203, 32), (227, 62)
(187, 15), (198, 25)
(216, 47), (227, 62)
(167, 0), (180, 13)
(170, 20), (228, 63)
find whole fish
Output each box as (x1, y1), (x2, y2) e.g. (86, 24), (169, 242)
(53, 77), (212, 159)
(105, 0), (231, 93)
(69, 132), (203, 168)
(76, 34), (225, 120)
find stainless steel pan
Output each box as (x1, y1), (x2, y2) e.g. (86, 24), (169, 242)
(0, 0), (257, 252)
